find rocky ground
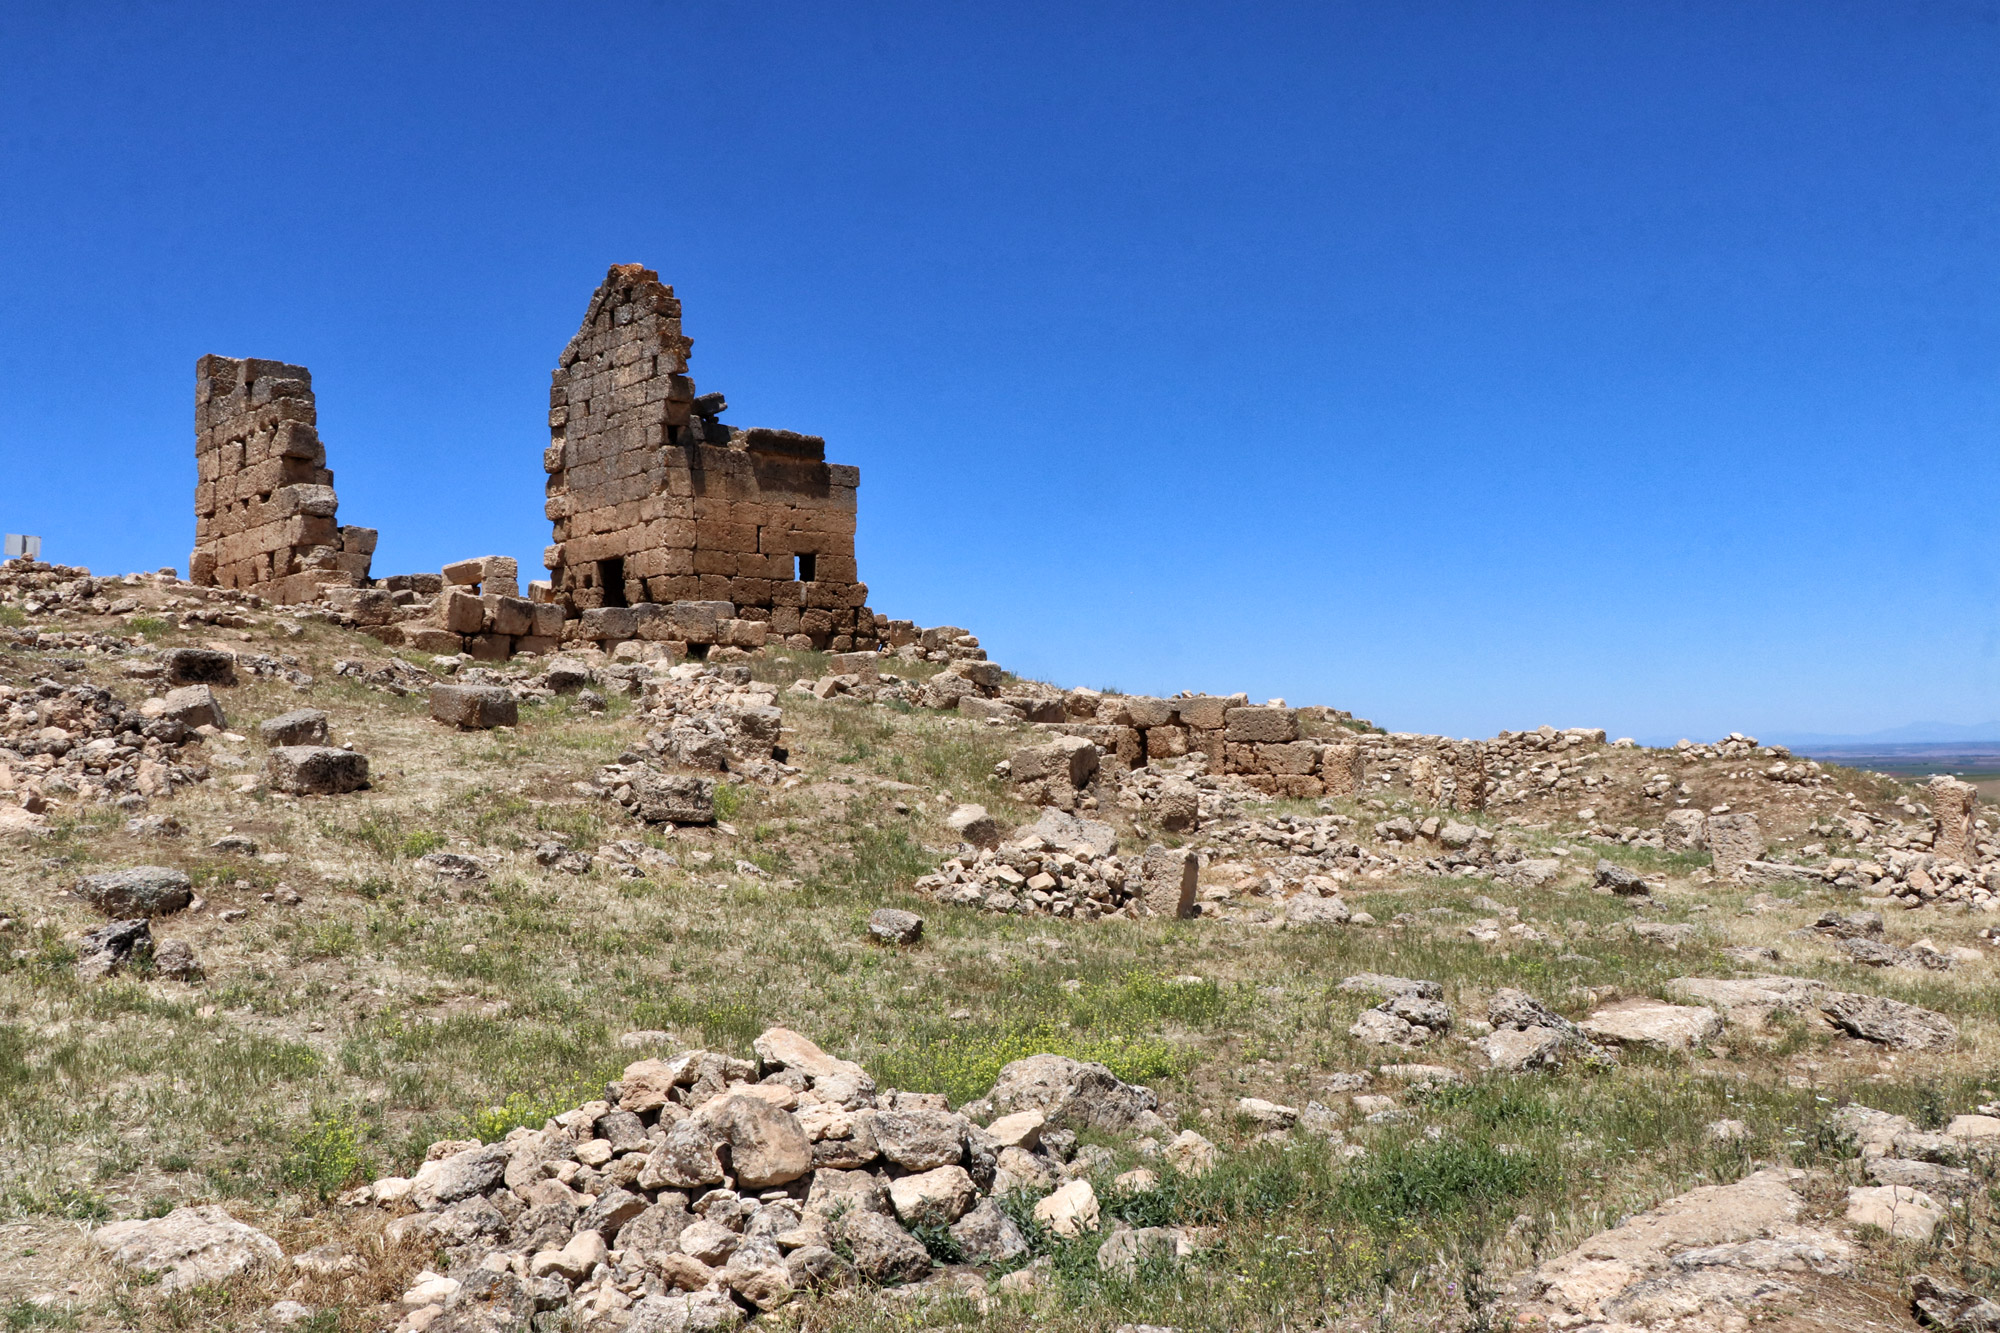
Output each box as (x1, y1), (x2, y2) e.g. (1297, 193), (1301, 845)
(0, 556), (1996, 1333)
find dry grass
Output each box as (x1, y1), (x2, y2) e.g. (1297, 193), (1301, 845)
(0, 618), (1994, 1330)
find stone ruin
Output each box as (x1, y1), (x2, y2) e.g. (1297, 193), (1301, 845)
(189, 266), (888, 659)
(542, 264), (877, 653)
(189, 357), (375, 604)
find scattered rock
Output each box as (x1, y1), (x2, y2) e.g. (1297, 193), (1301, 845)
(1910, 1274), (2000, 1332)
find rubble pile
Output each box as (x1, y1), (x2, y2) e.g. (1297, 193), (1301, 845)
(0, 671), (215, 824)
(346, 1029), (1202, 1331)
(914, 809), (1156, 920)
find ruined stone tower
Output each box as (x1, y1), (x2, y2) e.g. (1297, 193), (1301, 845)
(190, 356), (374, 601)
(543, 265), (875, 649)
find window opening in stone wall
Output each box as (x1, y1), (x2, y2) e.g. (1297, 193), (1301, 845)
(597, 556), (627, 607)
(795, 552), (816, 582)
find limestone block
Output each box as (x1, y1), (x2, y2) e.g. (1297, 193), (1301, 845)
(430, 685), (519, 730)
(1223, 706), (1295, 743)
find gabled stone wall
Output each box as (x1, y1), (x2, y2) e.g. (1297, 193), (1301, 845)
(543, 265), (877, 651)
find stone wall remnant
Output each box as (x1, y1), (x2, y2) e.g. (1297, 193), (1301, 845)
(543, 265), (876, 651)
(191, 357), (374, 602)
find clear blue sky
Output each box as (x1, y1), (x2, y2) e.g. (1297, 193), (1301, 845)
(2, 2), (1995, 742)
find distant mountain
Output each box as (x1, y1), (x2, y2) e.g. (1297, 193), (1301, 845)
(1772, 721), (2000, 748)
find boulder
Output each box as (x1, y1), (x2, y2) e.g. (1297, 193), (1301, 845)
(75, 866), (191, 917)
(1910, 1275), (2000, 1333)
(945, 803), (1000, 849)
(1137, 845), (1198, 919)
(985, 1110), (1045, 1149)
(873, 1107), (965, 1171)
(410, 1142), (510, 1208)
(835, 1209), (930, 1284)
(1033, 1179), (1100, 1237)
(693, 1093), (812, 1188)
(949, 1199), (1028, 1264)
(266, 746), (369, 795)
(971, 1054), (1165, 1135)
(888, 1165), (978, 1226)
(1662, 808), (1708, 851)
(77, 918), (151, 980)
(1845, 1184), (1943, 1241)
(1012, 736), (1099, 790)
(1819, 992), (1957, 1051)
(1480, 1025), (1565, 1073)
(430, 685), (518, 730)
(1025, 807), (1117, 857)
(1578, 999), (1723, 1052)
(93, 1206), (281, 1292)
(1706, 812), (1765, 881)
(1163, 1129), (1216, 1177)
(258, 709), (329, 747)
(163, 647), (236, 686)
(1097, 1225), (1189, 1279)
(1593, 859), (1650, 896)
(867, 908), (923, 945)
(160, 685), (226, 730)
(1284, 893), (1351, 926)
(631, 770), (716, 825)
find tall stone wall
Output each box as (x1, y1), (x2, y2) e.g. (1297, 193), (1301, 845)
(543, 264), (875, 650)
(191, 356), (374, 603)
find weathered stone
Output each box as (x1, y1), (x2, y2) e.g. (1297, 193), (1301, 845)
(949, 1198), (1028, 1264)
(1033, 1179), (1100, 1237)
(631, 770), (716, 825)
(835, 1209), (931, 1284)
(1097, 1225), (1188, 1279)
(985, 1110), (1044, 1149)
(1026, 807), (1117, 856)
(693, 1092), (812, 1188)
(873, 1108), (964, 1171)
(1706, 812), (1765, 881)
(867, 908), (923, 945)
(888, 1165), (977, 1226)
(945, 803), (1000, 849)
(1593, 859), (1650, 896)
(1163, 1129), (1216, 1177)
(1578, 999), (1723, 1052)
(1930, 776), (1979, 865)
(972, 1054), (1165, 1135)
(163, 647), (237, 686)
(1846, 1184), (1943, 1241)
(94, 1206), (282, 1292)
(75, 866), (191, 917)
(1820, 992), (1957, 1051)
(258, 709), (328, 746)
(1662, 808), (1707, 851)
(410, 1141), (510, 1208)
(265, 745), (369, 794)
(77, 918), (152, 980)
(1137, 845), (1198, 919)
(430, 685), (518, 730)
(1910, 1274), (2000, 1333)
(160, 685), (226, 730)
(1480, 1025), (1565, 1073)
(1012, 736), (1098, 788)
(1284, 892), (1351, 926)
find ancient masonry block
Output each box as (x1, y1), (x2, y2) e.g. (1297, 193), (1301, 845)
(542, 264), (877, 651)
(190, 356), (374, 603)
